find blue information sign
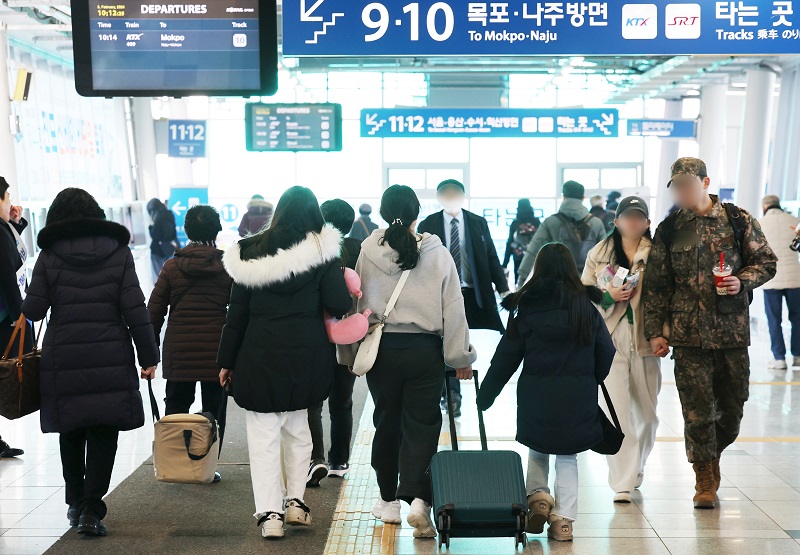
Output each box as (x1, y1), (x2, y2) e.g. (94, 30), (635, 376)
(169, 188), (209, 245)
(361, 108), (619, 138)
(284, 0), (800, 56)
(168, 120), (207, 158)
(627, 119), (697, 138)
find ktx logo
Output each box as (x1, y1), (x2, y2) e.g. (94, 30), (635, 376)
(622, 4), (657, 39)
(665, 3), (701, 39)
(626, 17), (652, 26)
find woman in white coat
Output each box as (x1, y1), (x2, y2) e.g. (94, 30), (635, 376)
(581, 196), (662, 503)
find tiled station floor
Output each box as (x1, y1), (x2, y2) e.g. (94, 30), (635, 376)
(2, 324), (800, 554)
(322, 328), (800, 555)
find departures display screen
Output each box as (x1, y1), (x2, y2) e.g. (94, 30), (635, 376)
(245, 103), (343, 152)
(72, 0), (277, 97)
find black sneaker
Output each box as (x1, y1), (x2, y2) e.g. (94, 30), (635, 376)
(328, 463), (350, 478)
(306, 460), (328, 488)
(439, 398), (448, 412)
(0, 439), (23, 458)
(77, 510), (107, 537)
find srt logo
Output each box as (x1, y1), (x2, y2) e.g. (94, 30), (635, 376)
(668, 16), (700, 25)
(626, 17), (651, 26)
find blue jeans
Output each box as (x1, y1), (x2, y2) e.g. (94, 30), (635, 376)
(763, 289), (800, 360)
(526, 450), (578, 521)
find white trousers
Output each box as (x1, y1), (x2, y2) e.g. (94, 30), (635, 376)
(601, 321), (662, 493)
(245, 409), (312, 517)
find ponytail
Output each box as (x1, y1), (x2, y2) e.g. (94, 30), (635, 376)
(379, 185), (422, 271)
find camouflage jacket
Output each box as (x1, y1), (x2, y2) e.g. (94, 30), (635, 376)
(643, 196), (777, 349)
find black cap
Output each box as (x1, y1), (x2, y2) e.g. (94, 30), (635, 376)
(437, 179), (465, 193)
(562, 180), (585, 199)
(615, 196), (649, 219)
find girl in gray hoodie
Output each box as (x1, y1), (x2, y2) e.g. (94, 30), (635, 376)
(339, 185), (476, 539)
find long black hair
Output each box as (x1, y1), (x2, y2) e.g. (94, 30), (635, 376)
(599, 226), (652, 271)
(379, 185), (421, 271)
(508, 243), (601, 345)
(46, 188), (106, 225)
(259, 186), (325, 255)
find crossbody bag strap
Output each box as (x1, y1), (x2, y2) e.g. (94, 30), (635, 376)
(381, 270), (411, 322)
(600, 382), (622, 431)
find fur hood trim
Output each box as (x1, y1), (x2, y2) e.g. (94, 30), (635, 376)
(223, 224), (342, 288)
(38, 218), (130, 250)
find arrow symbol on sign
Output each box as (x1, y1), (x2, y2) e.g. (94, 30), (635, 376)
(301, 0), (325, 21)
(602, 113), (615, 126)
(171, 201), (186, 216)
(366, 113), (378, 126)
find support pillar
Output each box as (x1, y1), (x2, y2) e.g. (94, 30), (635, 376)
(698, 83), (728, 185)
(735, 67), (777, 215)
(654, 99), (683, 221)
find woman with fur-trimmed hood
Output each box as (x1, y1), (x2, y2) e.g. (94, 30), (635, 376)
(238, 194), (274, 238)
(217, 186), (352, 539)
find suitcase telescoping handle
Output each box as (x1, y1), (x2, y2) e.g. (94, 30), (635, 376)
(444, 369), (489, 452)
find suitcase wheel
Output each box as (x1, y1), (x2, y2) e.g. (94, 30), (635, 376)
(515, 532), (527, 549)
(436, 514), (451, 549)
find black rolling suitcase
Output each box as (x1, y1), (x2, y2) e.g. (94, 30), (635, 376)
(430, 370), (529, 549)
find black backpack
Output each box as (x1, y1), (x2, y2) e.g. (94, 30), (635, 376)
(658, 203), (752, 304)
(554, 213), (597, 270)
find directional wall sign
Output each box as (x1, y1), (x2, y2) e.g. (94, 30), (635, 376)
(627, 119), (697, 138)
(283, 0), (800, 56)
(168, 120), (207, 158)
(169, 188), (208, 246)
(360, 108), (619, 138)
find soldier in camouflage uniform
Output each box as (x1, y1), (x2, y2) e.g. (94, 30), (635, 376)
(642, 158), (777, 510)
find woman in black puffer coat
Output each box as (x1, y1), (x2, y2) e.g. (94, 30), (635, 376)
(218, 186), (352, 539)
(22, 188), (159, 538)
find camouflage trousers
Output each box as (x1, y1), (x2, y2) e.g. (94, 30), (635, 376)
(673, 347), (750, 463)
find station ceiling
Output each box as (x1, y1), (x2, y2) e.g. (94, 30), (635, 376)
(1, 0), (797, 104)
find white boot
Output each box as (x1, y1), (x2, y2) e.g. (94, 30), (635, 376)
(372, 499), (401, 524)
(407, 498), (436, 538)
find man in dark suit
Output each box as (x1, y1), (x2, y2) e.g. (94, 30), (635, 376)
(418, 179), (510, 416)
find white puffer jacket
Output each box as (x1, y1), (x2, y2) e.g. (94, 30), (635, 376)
(759, 208), (800, 291)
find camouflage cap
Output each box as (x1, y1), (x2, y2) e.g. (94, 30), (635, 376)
(667, 157), (708, 188)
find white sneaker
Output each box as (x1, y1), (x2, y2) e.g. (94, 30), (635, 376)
(372, 499), (401, 524)
(635, 472), (644, 489)
(613, 491), (632, 504)
(793, 356), (800, 368)
(407, 498), (437, 538)
(285, 499), (312, 526)
(768, 359), (788, 371)
(259, 513), (285, 539)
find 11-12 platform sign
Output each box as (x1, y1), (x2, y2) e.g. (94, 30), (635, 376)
(283, 0), (800, 56)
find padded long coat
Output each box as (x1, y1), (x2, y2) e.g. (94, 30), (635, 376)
(217, 224), (352, 414)
(21, 218), (159, 434)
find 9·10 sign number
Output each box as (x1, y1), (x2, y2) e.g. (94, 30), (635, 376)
(362, 2), (455, 42)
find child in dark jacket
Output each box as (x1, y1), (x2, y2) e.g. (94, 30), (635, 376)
(148, 205), (234, 473)
(478, 243), (616, 542)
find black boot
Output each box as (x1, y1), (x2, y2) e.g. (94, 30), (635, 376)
(77, 509), (107, 537)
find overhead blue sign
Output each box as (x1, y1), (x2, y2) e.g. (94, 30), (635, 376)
(627, 119), (697, 138)
(361, 108), (619, 138)
(168, 120), (207, 158)
(284, 0), (800, 56)
(169, 188), (209, 246)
